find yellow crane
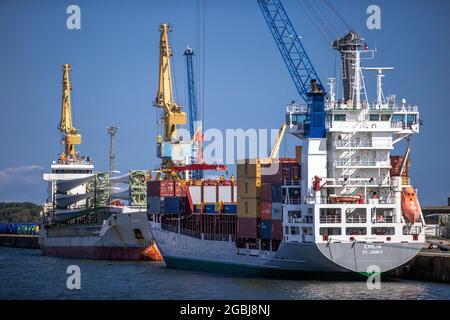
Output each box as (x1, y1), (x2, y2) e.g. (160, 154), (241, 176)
(155, 23), (186, 142)
(59, 64), (81, 160)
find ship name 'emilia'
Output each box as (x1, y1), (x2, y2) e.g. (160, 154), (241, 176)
(179, 304), (271, 317)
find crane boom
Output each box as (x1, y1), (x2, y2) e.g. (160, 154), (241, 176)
(257, 0), (324, 102)
(184, 47), (197, 139)
(155, 23), (186, 142)
(59, 64), (81, 158)
(269, 123), (287, 159)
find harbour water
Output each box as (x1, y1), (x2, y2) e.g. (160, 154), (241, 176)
(0, 247), (449, 300)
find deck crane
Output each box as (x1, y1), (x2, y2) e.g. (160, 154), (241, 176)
(155, 23), (188, 171)
(257, 0), (326, 138)
(184, 46), (203, 179)
(59, 64), (81, 161)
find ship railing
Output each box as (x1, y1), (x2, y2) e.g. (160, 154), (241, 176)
(335, 159), (390, 167)
(284, 198), (302, 205)
(371, 216), (395, 224)
(319, 216), (342, 224)
(286, 103), (308, 113)
(283, 180), (301, 186)
(336, 140), (372, 148)
(346, 217), (367, 223)
(289, 216), (313, 224)
(325, 177), (390, 187)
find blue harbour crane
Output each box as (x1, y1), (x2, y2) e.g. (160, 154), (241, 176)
(184, 46), (203, 179)
(257, 0), (327, 138)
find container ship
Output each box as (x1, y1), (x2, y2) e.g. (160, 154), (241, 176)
(148, 1), (425, 278)
(40, 64), (161, 261)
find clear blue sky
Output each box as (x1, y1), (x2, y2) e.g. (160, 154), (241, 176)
(0, 0), (449, 205)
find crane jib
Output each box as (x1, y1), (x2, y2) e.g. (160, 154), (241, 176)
(257, 0), (325, 102)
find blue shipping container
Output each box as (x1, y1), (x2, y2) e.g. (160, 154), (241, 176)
(223, 204), (237, 214)
(163, 197), (181, 214)
(148, 197), (161, 214)
(260, 220), (273, 239)
(271, 184), (282, 203)
(204, 204), (216, 214)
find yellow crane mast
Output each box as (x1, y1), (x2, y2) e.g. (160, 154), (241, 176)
(155, 23), (186, 142)
(59, 64), (81, 159)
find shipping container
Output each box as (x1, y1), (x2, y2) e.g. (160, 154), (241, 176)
(272, 220), (283, 240)
(237, 198), (261, 218)
(261, 202), (272, 220)
(147, 197), (162, 214)
(163, 197), (182, 214)
(271, 184), (282, 203)
(272, 202), (282, 220)
(203, 186), (217, 203)
(237, 217), (259, 238)
(174, 182), (187, 197)
(237, 178), (261, 198)
(218, 185), (232, 202)
(204, 204), (216, 214)
(260, 220), (273, 239)
(261, 183), (272, 202)
(147, 180), (175, 197)
(188, 185), (202, 204)
(237, 159), (261, 178)
(223, 204), (237, 214)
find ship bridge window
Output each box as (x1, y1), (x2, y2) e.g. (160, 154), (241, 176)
(333, 114), (346, 121)
(370, 114), (380, 121)
(320, 227), (341, 236)
(371, 227), (395, 235)
(380, 115), (391, 121)
(346, 227), (367, 235)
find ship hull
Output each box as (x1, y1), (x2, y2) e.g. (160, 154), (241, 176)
(40, 212), (157, 261)
(152, 227), (422, 279)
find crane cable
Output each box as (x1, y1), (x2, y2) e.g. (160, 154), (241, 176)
(322, 0), (354, 31)
(295, 0), (331, 45)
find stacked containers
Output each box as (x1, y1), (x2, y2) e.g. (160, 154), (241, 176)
(147, 180), (187, 215)
(261, 158), (300, 241)
(237, 159), (261, 238)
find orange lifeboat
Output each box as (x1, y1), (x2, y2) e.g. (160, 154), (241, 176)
(401, 187), (420, 223)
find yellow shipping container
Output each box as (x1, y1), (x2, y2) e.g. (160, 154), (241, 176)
(237, 177), (262, 198)
(237, 197), (261, 218)
(237, 159), (261, 179)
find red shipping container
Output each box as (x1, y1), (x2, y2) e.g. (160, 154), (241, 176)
(174, 183), (186, 197)
(272, 220), (283, 240)
(237, 217), (259, 239)
(147, 180), (175, 197)
(261, 183), (272, 202)
(261, 202), (272, 220)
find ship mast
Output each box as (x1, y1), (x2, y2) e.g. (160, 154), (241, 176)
(59, 64), (81, 159)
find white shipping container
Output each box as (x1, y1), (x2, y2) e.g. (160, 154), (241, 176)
(218, 186), (232, 203)
(189, 186), (202, 204)
(233, 186), (237, 202)
(203, 186), (217, 203)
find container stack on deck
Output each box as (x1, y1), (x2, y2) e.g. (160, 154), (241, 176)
(147, 179), (238, 239)
(236, 158), (301, 250)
